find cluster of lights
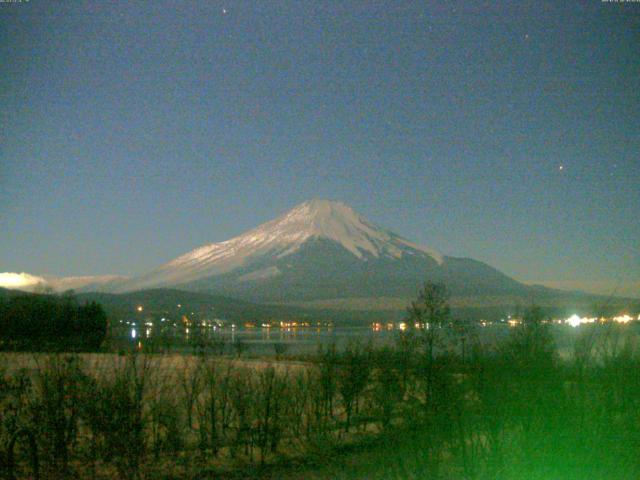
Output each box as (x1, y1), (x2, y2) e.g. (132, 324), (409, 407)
(371, 322), (431, 332)
(566, 314), (597, 328)
(278, 321), (316, 329)
(613, 314), (635, 324)
(123, 302), (638, 339)
(371, 322), (396, 332)
(565, 313), (638, 328)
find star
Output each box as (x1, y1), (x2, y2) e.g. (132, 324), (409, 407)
(222, 8), (227, 15)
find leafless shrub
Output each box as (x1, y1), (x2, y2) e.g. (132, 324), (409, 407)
(80, 353), (154, 480)
(30, 354), (88, 477)
(336, 342), (371, 433)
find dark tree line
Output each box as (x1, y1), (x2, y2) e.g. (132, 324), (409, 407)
(0, 292), (107, 351)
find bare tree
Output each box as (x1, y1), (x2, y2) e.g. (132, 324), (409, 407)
(253, 366), (288, 465)
(407, 282), (451, 363)
(177, 357), (203, 432)
(407, 282), (451, 407)
(336, 342), (371, 433)
(30, 354), (88, 477)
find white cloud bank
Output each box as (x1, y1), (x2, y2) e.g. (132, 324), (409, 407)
(0, 272), (47, 290)
(0, 272), (127, 292)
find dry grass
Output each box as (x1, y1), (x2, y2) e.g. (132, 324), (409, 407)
(0, 352), (310, 376)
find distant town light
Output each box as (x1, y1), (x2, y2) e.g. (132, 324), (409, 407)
(567, 314), (582, 328)
(136, 305), (143, 312)
(566, 314), (596, 327)
(613, 314), (633, 324)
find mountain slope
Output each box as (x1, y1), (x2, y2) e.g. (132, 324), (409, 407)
(112, 199), (445, 294)
(74, 289), (312, 323)
(179, 237), (531, 303)
(106, 199), (546, 305)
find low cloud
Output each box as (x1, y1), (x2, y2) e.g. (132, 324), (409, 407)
(0, 272), (127, 292)
(0, 272), (47, 290)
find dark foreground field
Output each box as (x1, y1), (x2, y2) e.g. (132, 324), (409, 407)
(1, 315), (639, 480)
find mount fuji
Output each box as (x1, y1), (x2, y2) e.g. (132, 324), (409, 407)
(108, 199), (539, 305)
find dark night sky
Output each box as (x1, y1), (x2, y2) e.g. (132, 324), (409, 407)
(1, 1), (638, 296)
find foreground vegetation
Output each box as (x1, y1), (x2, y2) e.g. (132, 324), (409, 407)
(0, 284), (639, 479)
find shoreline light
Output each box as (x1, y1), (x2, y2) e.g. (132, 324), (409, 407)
(566, 314), (596, 327)
(613, 314), (633, 324)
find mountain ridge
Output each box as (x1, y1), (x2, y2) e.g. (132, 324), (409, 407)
(110, 199), (445, 294)
(98, 199), (549, 305)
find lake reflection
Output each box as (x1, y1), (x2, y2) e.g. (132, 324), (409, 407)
(118, 321), (640, 357)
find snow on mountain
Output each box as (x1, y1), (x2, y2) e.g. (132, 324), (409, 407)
(114, 199), (443, 292)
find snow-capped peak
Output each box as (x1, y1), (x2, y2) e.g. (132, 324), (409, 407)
(113, 199), (443, 292)
(263, 199), (440, 261)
